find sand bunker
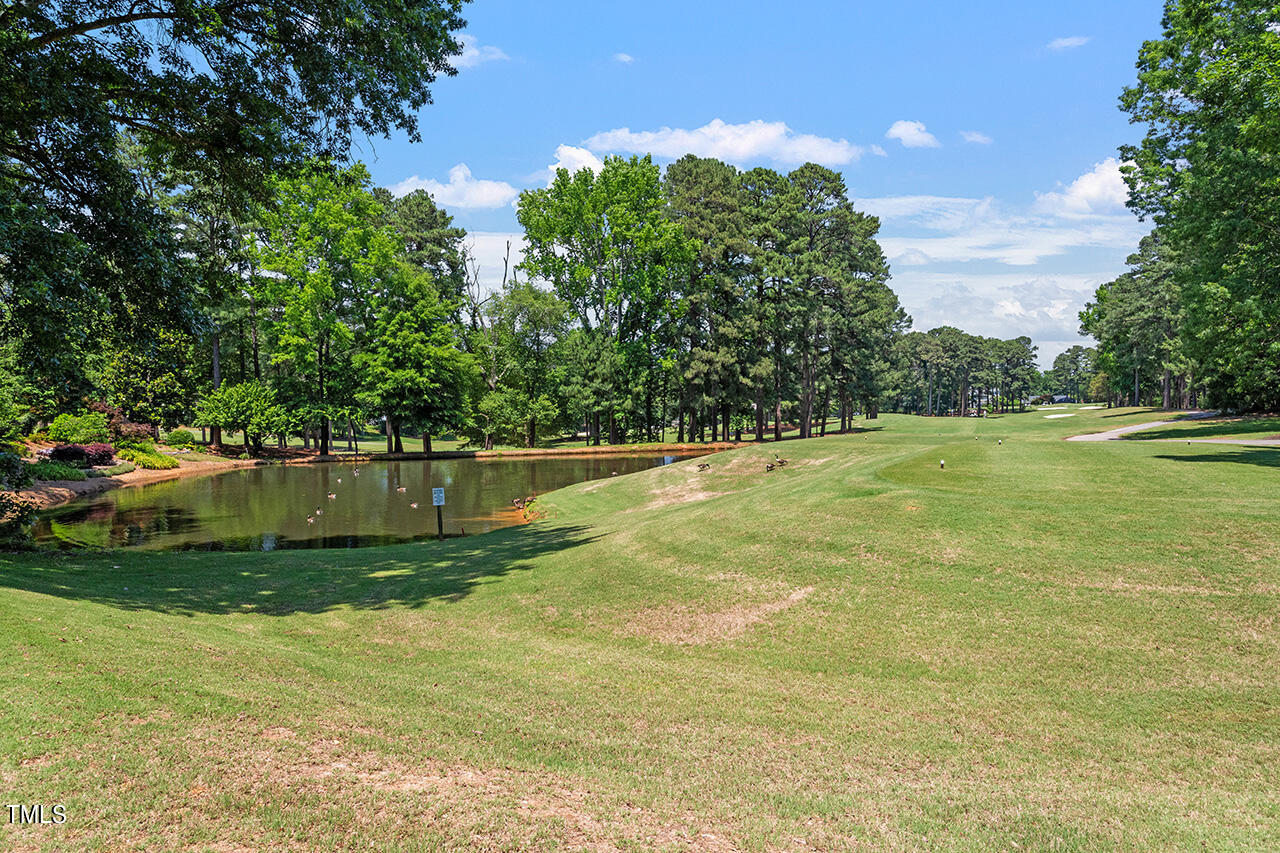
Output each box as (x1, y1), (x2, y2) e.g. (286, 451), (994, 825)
(1044, 413), (1077, 419)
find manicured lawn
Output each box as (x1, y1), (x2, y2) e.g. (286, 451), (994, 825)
(2, 406), (1277, 850)
(1118, 414), (1280, 442)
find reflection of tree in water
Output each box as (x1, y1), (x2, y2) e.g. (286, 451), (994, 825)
(34, 454), (709, 551)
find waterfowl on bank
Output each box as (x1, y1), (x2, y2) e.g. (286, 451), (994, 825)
(696, 462), (711, 471)
(774, 455), (788, 465)
(765, 463), (775, 472)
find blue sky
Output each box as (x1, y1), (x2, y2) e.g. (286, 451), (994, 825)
(355, 0), (1167, 366)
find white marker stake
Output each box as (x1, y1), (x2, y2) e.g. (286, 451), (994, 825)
(940, 460), (945, 470)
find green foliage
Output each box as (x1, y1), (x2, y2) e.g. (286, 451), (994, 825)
(27, 460), (87, 481)
(115, 448), (179, 471)
(86, 461), (136, 478)
(1, 1), (468, 398)
(47, 412), (110, 444)
(1119, 2), (1280, 409)
(163, 429), (197, 449)
(0, 492), (38, 548)
(0, 452), (33, 490)
(195, 381), (285, 455)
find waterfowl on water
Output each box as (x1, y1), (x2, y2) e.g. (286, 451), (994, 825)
(409, 501), (419, 509)
(306, 515), (315, 524)
(327, 492), (336, 500)
(336, 477), (342, 484)
(315, 507), (323, 516)
(396, 486), (407, 493)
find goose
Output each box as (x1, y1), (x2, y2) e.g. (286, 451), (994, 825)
(774, 455), (788, 465)
(696, 462), (710, 471)
(765, 463), (775, 472)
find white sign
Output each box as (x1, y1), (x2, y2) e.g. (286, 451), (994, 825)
(432, 488), (445, 506)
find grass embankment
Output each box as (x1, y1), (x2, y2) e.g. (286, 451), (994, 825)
(1, 406), (1277, 850)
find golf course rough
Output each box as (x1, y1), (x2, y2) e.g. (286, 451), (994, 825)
(1, 406), (1276, 851)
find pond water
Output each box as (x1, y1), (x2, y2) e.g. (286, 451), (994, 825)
(33, 454), (700, 551)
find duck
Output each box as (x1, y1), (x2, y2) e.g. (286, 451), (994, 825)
(315, 506), (323, 516)
(327, 492), (336, 500)
(336, 477), (342, 484)
(409, 501), (419, 509)
(353, 468), (360, 477)
(306, 515), (315, 525)
(396, 486), (407, 493)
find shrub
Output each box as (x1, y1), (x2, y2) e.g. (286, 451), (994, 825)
(164, 428), (197, 448)
(82, 443), (116, 465)
(87, 401), (156, 444)
(0, 451), (32, 490)
(48, 412), (111, 444)
(86, 461), (136, 478)
(0, 492), (38, 549)
(48, 444), (90, 467)
(116, 448), (180, 470)
(27, 460), (87, 481)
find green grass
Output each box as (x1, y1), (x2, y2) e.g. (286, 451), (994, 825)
(1, 405), (1277, 850)
(1119, 414), (1280, 442)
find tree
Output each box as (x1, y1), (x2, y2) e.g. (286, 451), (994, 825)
(356, 267), (473, 453)
(1, 1), (468, 401)
(1119, 1), (1280, 409)
(517, 155), (695, 444)
(194, 380), (284, 456)
(248, 162), (399, 454)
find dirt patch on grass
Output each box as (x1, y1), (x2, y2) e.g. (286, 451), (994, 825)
(626, 586), (815, 645)
(632, 480), (725, 511)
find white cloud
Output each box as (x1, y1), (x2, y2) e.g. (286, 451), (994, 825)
(1033, 157), (1130, 217)
(455, 34), (509, 69)
(960, 130), (993, 145)
(388, 164), (518, 209)
(464, 232), (527, 294)
(885, 120), (941, 149)
(538, 144), (606, 185)
(613, 52), (634, 64)
(584, 118), (865, 166)
(892, 272), (1110, 365)
(1047, 35), (1090, 51)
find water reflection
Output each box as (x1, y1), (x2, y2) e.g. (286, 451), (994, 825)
(33, 454), (702, 551)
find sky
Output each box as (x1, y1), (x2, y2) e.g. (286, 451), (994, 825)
(354, 0), (1168, 367)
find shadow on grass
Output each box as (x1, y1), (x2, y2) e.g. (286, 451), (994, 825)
(0, 523), (600, 616)
(1125, 418), (1280, 441)
(1153, 450), (1280, 469)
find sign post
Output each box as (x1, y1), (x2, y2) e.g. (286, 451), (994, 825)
(432, 488), (445, 540)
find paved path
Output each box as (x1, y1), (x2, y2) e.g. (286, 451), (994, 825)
(1066, 411), (1280, 445)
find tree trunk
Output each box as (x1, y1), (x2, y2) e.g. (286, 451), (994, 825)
(423, 432), (432, 454)
(392, 420), (403, 454)
(385, 413), (394, 453)
(210, 329), (223, 447)
(350, 418), (359, 454)
(677, 407), (685, 444)
(1162, 368), (1171, 410)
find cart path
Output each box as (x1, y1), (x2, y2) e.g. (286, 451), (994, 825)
(1064, 410), (1280, 445)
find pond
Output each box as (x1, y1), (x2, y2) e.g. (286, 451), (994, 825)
(33, 453), (702, 551)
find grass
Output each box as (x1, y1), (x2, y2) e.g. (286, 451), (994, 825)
(1118, 414), (1280, 442)
(1, 405), (1277, 850)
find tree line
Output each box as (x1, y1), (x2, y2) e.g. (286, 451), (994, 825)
(1082, 1), (1280, 412)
